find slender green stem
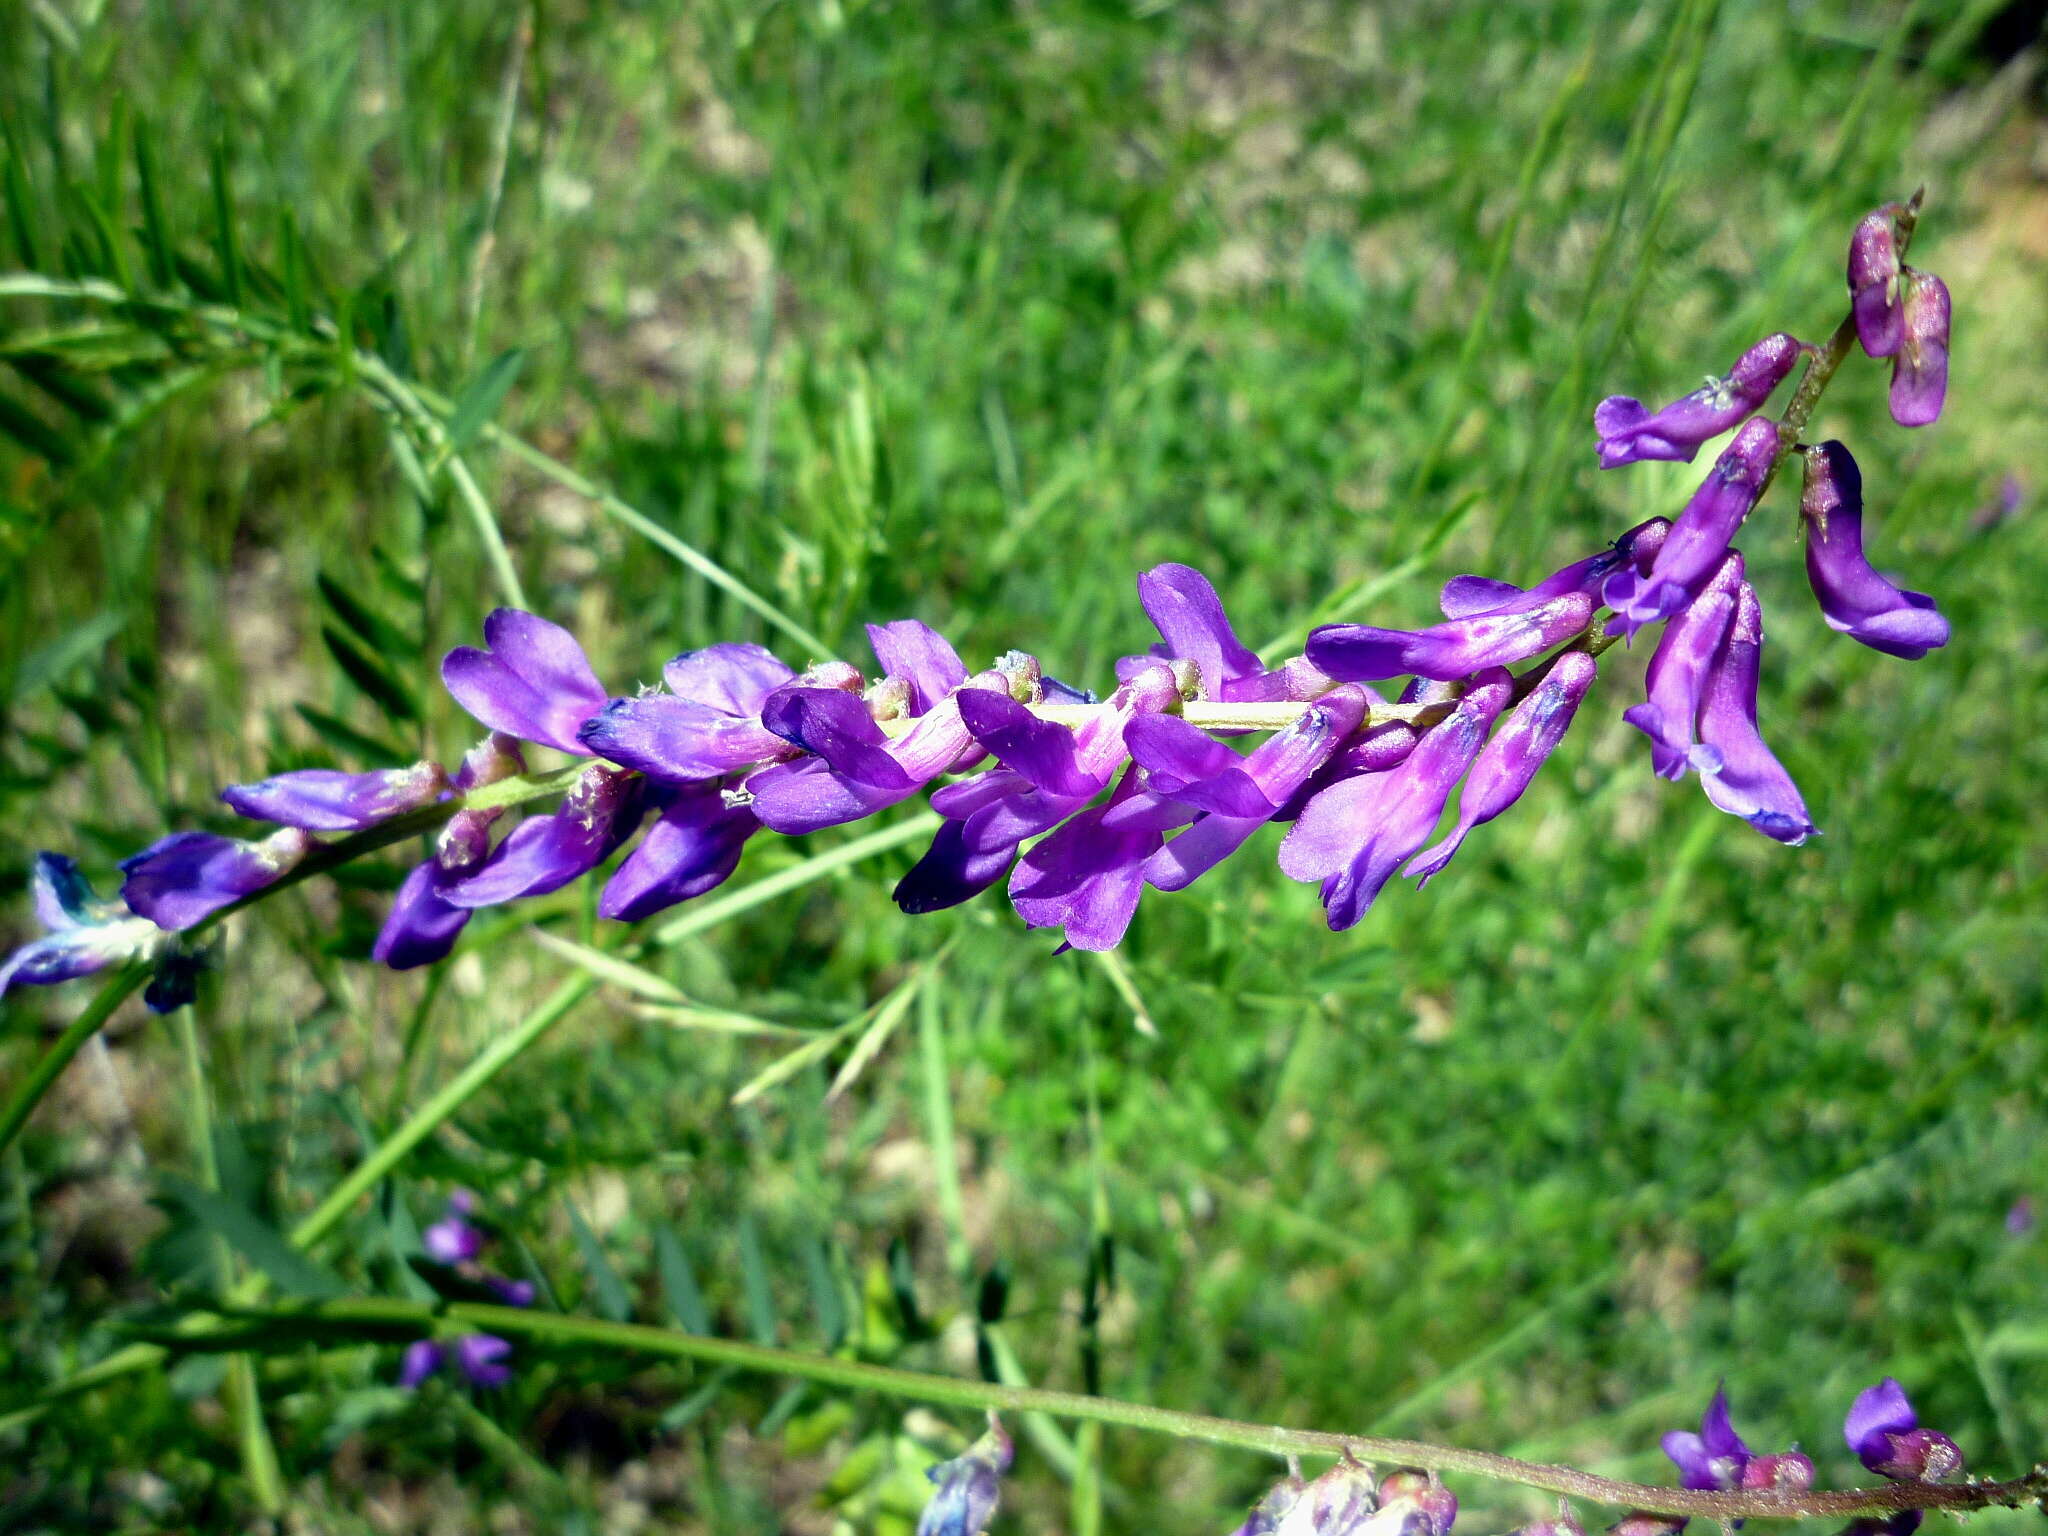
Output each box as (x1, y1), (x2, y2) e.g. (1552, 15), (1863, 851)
(0, 964), (148, 1155)
(175, 1297), (2048, 1523)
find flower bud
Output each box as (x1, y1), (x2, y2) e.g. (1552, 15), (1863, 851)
(1739, 1451), (1815, 1493)
(1377, 1469), (1458, 1536)
(1507, 1501), (1585, 1536)
(1889, 269), (1950, 429)
(1607, 1512), (1688, 1536)
(1275, 1457), (1379, 1536)
(1844, 1378), (1965, 1482)
(1848, 205), (1906, 358)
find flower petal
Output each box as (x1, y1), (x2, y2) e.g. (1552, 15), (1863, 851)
(579, 693), (788, 781)
(661, 642), (794, 714)
(866, 620), (969, 715)
(372, 862), (474, 969)
(221, 763), (447, 831)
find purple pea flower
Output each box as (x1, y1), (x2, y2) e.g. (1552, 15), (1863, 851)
(1889, 270), (1950, 429)
(1604, 418), (1779, 639)
(1594, 333), (1802, 468)
(1377, 1469), (1458, 1536)
(1694, 584), (1817, 845)
(1661, 1385), (1752, 1491)
(1844, 1379), (1964, 1483)
(119, 827), (315, 932)
(1622, 551), (1745, 780)
(422, 1189), (485, 1265)
(1230, 1466), (1308, 1536)
(1137, 685), (1371, 892)
(398, 1334), (515, 1390)
(1279, 669), (1514, 930)
(220, 761), (449, 831)
(443, 608), (611, 756)
(1306, 590), (1593, 685)
(1849, 205), (1906, 358)
(0, 853), (180, 1009)
(579, 644), (838, 784)
(1277, 1459), (1381, 1536)
(868, 617), (970, 713)
(439, 763), (643, 908)
(1006, 765), (1193, 951)
(598, 780), (759, 921)
(916, 1412), (1012, 1536)
(1121, 564), (1333, 704)
(372, 733), (525, 969)
(1435, 518), (1672, 624)
(1799, 442), (1948, 660)
(1405, 649), (1598, 886)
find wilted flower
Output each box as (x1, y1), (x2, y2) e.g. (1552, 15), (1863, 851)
(444, 608), (611, 756)
(1799, 442), (1948, 660)
(1376, 1469), (1458, 1536)
(1889, 269), (1950, 429)
(1844, 1379), (1964, 1483)
(916, 1412), (1012, 1536)
(1594, 333), (1802, 468)
(119, 827), (314, 932)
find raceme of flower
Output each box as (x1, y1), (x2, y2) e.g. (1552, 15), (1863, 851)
(0, 198), (1956, 993)
(398, 1189), (536, 1390)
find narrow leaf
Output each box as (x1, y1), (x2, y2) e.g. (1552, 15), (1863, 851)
(654, 1226), (709, 1334)
(565, 1199), (632, 1322)
(133, 128), (173, 289)
(10, 610), (124, 704)
(159, 1176), (346, 1298)
(208, 136), (242, 306)
(445, 348), (525, 454)
(320, 624), (419, 722)
(525, 928), (687, 1004)
(295, 703), (408, 765)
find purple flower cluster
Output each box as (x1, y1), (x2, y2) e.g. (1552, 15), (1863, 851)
(398, 1190), (535, 1390)
(0, 201), (1960, 985)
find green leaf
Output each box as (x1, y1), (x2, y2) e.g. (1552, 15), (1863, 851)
(133, 128), (174, 290)
(317, 572), (410, 657)
(9, 610), (124, 704)
(320, 624), (419, 723)
(655, 1226), (709, 1334)
(2, 132), (42, 269)
(158, 1176), (346, 1299)
(208, 136), (241, 306)
(295, 703), (408, 765)
(444, 348), (525, 454)
(0, 387), (74, 467)
(565, 1199), (633, 1322)
(738, 1212), (778, 1344)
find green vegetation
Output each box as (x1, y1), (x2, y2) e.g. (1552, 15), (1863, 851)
(2, 0), (2042, 1530)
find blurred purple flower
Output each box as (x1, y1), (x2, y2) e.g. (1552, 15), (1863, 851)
(1405, 649), (1597, 886)
(1603, 418), (1778, 639)
(1280, 669), (1514, 929)
(1845, 1379), (1963, 1483)
(120, 827), (314, 932)
(1623, 552), (1744, 780)
(1694, 585), (1816, 845)
(422, 1190), (485, 1265)
(1230, 1467), (1308, 1536)
(397, 1335), (515, 1390)
(1799, 442), (1948, 660)
(0, 853), (181, 1009)
(1594, 333), (1802, 468)
(221, 761), (449, 831)
(1889, 270), (1950, 429)
(916, 1413), (1012, 1536)
(2007, 1196), (2036, 1236)
(443, 608), (610, 755)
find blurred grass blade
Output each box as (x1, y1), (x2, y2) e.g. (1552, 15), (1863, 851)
(738, 1212), (777, 1344)
(207, 136), (242, 306)
(566, 1200), (633, 1322)
(526, 928), (688, 1004)
(444, 348), (525, 455)
(655, 1227), (710, 1334)
(825, 949), (945, 1102)
(654, 814), (939, 947)
(160, 1177), (347, 1299)
(10, 610), (123, 704)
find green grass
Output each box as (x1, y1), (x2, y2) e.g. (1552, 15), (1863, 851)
(2, 0), (2045, 1530)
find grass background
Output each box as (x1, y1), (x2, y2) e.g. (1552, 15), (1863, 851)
(2, 0), (2045, 1530)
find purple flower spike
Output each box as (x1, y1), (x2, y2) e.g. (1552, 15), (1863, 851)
(1889, 270), (1950, 429)
(1800, 442), (1948, 660)
(1141, 686), (1371, 892)
(579, 642), (804, 781)
(916, 1412), (1012, 1536)
(1603, 417), (1778, 639)
(1, 854), (171, 1003)
(1405, 650), (1597, 886)
(600, 781), (758, 920)
(440, 764), (643, 908)
(1849, 206), (1906, 358)
(1661, 1385), (1753, 1491)
(1845, 1379), (1964, 1482)
(1594, 333), (1802, 468)
(868, 620), (969, 715)
(443, 609), (609, 756)
(1307, 591), (1593, 683)
(119, 827), (314, 932)
(221, 762), (449, 831)
(1623, 552), (1745, 780)
(1280, 669), (1513, 929)
(454, 1334), (514, 1389)
(397, 1339), (443, 1389)
(1695, 585), (1817, 845)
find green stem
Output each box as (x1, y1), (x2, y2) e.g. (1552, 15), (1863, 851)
(0, 965), (148, 1155)
(183, 1296), (2048, 1523)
